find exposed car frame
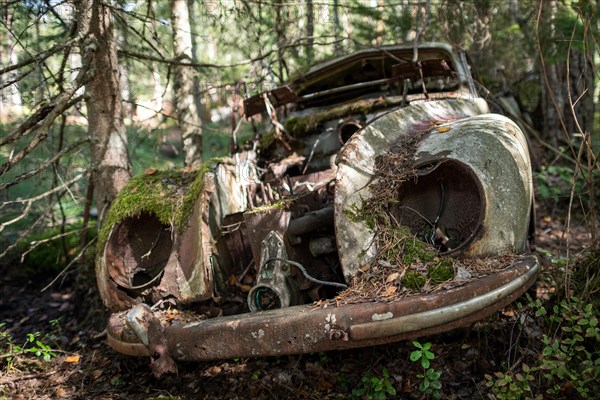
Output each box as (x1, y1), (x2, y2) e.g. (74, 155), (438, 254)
(97, 43), (539, 376)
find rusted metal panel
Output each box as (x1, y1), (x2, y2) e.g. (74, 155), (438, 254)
(334, 98), (491, 280)
(243, 208), (291, 269)
(99, 44), (539, 366)
(97, 173), (217, 311)
(107, 256), (538, 361)
(244, 85), (297, 117)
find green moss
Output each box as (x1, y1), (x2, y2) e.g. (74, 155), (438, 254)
(345, 204), (436, 266)
(428, 258), (455, 283)
(343, 202), (377, 229)
(283, 97), (404, 136)
(245, 200), (290, 214)
(402, 234), (436, 265)
(259, 130), (276, 150)
(402, 271), (426, 290)
(284, 115), (320, 136)
(97, 158), (224, 254)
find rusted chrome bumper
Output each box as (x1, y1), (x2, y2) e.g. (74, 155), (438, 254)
(107, 255), (538, 361)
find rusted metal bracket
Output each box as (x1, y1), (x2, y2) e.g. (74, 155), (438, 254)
(247, 231), (299, 312)
(126, 304), (177, 378)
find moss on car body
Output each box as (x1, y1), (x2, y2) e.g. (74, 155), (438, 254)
(97, 158), (225, 255)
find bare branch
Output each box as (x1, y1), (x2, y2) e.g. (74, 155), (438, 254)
(0, 37), (79, 75)
(20, 228), (83, 263)
(41, 237), (97, 292)
(0, 172), (86, 206)
(118, 36), (346, 70)
(0, 95), (83, 147)
(0, 184), (80, 261)
(0, 139), (88, 190)
(0, 202), (32, 234)
(0, 66), (35, 90)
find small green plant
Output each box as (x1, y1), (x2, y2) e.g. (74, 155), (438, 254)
(534, 164), (600, 208)
(250, 371), (261, 381)
(0, 323), (58, 370)
(486, 296), (600, 399)
(539, 298), (600, 398)
(534, 165), (573, 201)
(485, 364), (540, 400)
(317, 351), (330, 367)
(410, 341), (443, 399)
(351, 368), (396, 400)
(110, 376), (125, 387)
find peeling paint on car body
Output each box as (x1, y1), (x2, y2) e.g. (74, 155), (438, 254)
(99, 43), (539, 369)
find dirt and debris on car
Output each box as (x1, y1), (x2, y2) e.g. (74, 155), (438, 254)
(96, 43), (539, 377)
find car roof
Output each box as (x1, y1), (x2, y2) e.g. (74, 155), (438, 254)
(244, 42), (474, 117)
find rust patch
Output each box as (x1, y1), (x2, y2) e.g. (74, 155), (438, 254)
(107, 256), (539, 361)
(105, 212), (172, 290)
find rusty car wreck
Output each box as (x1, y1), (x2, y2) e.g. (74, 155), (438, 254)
(97, 43), (539, 376)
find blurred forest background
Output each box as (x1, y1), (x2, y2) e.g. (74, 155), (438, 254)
(0, 0), (599, 398)
(0, 0), (598, 268)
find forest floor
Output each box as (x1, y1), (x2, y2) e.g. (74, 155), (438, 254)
(0, 210), (594, 400)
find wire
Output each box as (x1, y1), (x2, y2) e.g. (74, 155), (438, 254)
(262, 257), (348, 289)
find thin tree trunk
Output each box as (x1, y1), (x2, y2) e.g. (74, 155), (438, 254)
(306, 0), (314, 64)
(187, 0), (204, 124)
(538, 1), (594, 146)
(539, 0), (564, 146)
(119, 24), (137, 120)
(170, 0), (202, 166)
(77, 0), (131, 221)
(1, 6), (22, 115)
(333, 0), (342, 55)
(275, 3), (288, 83)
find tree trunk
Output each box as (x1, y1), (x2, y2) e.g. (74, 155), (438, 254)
(1, 6), (22, 116)
(187, 0), (204, 124)
(275, 3), (288, 83)
(538, 0), (594, 146)
(170, 0), (203, 166)
(306, 0), (314, 64)
(77, 0), (131, 221)
(333, 0), (342, 55)
(118, 23), (137, 120)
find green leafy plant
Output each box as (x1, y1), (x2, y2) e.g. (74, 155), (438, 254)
(410, 341), (443, 399)
(351, 368), (396, 400)
(534, 164), (599, 208)
(485, 364), (540, 400)
(486, 296), (600, 399)
(0, 323), (58, 370)
(539, 298), (600, 398)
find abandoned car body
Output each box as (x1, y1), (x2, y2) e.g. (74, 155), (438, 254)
(97, 43), (539, 373)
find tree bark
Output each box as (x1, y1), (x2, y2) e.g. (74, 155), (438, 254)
(538, 0), (594, 146)
(1, 5), (22, 116)
(306, 0), (314, 64)
(275, 3), (288, 83)
(77, 0), (131, 221)
(333, 0), (342, 55)
(170, 0), (203, 166)
(187, 0), (204, 124)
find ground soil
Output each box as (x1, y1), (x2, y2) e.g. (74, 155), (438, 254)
(0, 210), (593, 400)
